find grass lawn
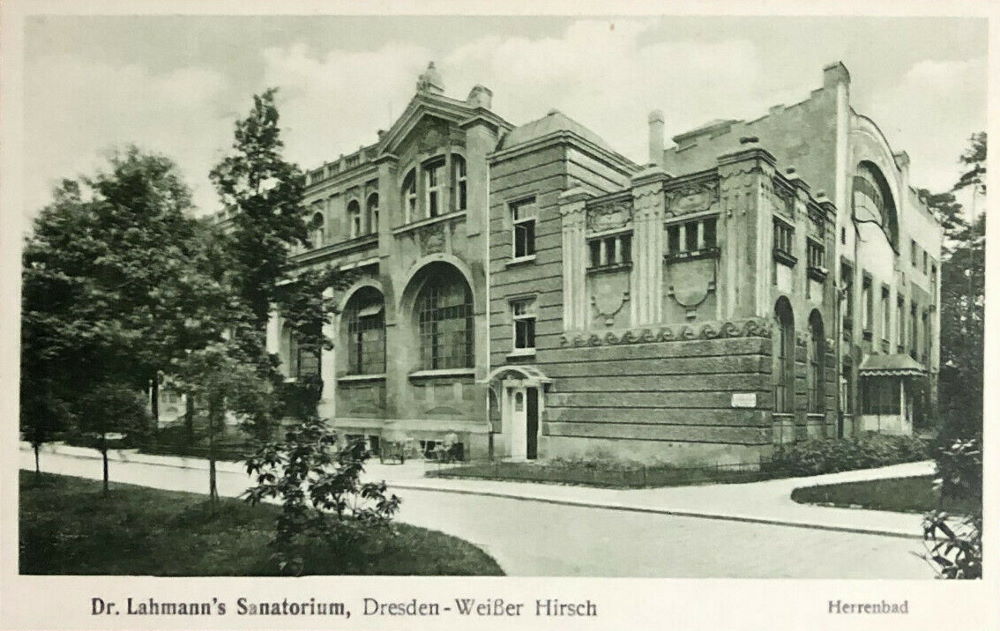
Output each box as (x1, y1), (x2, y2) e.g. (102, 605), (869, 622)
(19, 471), (503, 576)
(427, 460), (774, 488)
(791, 475), (979, 514)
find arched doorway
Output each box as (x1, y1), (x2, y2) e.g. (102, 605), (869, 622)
(484, 366), (551, 461)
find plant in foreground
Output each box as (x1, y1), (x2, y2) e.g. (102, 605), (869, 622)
(244, 416), (401, 575)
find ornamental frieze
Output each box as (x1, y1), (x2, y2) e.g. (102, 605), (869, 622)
(559, 317), (772, 347)
(413, 223), (446, 254)
(664, 180), (719, 218)
(586, 199), (633, 232)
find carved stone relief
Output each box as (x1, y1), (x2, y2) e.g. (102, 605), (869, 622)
(590, 277), (630, 327)
(413, 223), (446, 254)
(664, 180), (719, 218)
(586, 199), (633, 232)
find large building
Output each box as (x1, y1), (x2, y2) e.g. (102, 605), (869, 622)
(267, 61), (942, 465)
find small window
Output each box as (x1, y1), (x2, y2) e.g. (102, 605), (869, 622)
(588, 233), (632, 269)
(773, 219), (794, 255)
(702, 217), (717, 249)
(684, 222), (698, 251)
(511, 198), (537, 259)
(665, 217), (718, 257)
(897, 297), (905, 349)
(402, 170), (417, 222)
(881, 287), (890, 345)
(310, 211), (325, 248)
(807, 240), (825, 268)
(667, 225), (680, 254)
(366, 193), (379, 234)
(347, 200), (362, 238)
(911, 239), (918, 267)
(840, 226), (847, 245)
(923, 251), (928, 275)
(511, 298), (536, 352)
(862, 275), (873, 332)
(452, 155), (468, 211)
(425, 161), (443, 218)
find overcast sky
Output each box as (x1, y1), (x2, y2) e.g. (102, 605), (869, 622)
(22, 15), (987, 219)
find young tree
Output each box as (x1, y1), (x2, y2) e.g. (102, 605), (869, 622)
(210, 88), (312, 334)
(74, 383), (150, 494)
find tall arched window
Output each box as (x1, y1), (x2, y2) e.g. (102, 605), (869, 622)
(416, 268), (474, 369)
(310, 211), (325, 248)
(808, 311), (825, 413)
(344, 287), (386, 375)
(852, 162), (898, 250)
(402, 169), (417, 223)
(366, 193), (379, 235)
(451, 155), (467, 211)
(773, 298), (795, 413)
(347, 199), (362, 238)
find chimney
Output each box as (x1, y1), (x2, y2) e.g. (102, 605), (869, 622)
(467, 85), (493, 109)
(648, 109), (665, 167)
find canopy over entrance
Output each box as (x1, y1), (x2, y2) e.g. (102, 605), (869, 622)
(858, 354), (926, 378)
(481, 365), (551, 387)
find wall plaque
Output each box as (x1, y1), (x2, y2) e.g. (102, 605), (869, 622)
(730, 392), (757, 408)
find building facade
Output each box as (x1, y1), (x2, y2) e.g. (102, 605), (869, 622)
(268, 61), (942, 465)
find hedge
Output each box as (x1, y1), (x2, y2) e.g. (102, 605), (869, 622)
(764, 434), (929, 477)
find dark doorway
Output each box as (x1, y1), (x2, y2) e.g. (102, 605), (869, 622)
(526, 387), (539, 460)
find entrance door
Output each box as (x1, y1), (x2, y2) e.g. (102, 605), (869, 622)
(526, 387), (539, 460)
(508, 386), (527, 460)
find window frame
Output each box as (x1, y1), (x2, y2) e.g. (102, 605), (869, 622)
(417, 273), (475, 370)
(452, 155), (468, 212)
(347, 199), (362, 239)
(510, 296), (537, 354)
(345, 291), (386, 376)
(587, 230), (633, 271)
(424, 160), (444, 218)
(510, 196), (538, 262)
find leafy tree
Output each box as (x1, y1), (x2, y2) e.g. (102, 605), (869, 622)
(74, 383), (150, 494)
(244, 417), (400, 576)
(19, 378), (70, 478)
(21, 147), (205, 436)
(954, 131), (986, 196)
(209, 88), (311, 334)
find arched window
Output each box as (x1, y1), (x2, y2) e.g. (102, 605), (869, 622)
(773, 298), (795, 413)
(344, 287), (386, 375)
(402, 169), (417, 222)
(347, 199), (362, 238)
(451, 155), (467, 211)
(852, 162), (898, 250)
(310, 211), (325, 248)
(808, 311), (825, 413)
(366, 193), (379, 235)
(416, 268), (474, 369)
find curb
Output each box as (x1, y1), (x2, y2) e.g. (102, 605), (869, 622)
(21, 445), (924, 541)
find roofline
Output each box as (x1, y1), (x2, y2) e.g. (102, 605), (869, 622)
(488, 128), (640, 175)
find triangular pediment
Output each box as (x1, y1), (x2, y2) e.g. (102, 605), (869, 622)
(378, 94), (472, 156)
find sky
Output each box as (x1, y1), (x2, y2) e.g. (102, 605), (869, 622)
(21, 15), (988, 220)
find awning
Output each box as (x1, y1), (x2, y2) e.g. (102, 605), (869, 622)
(481, 365), (552, 385)
(858, 354), (926, 377)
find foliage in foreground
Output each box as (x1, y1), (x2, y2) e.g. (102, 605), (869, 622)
(764, 434), (928, 477)
(921, 437), (982, 579)
(244, 416), (402, 576)
(19, 472), (501, 576)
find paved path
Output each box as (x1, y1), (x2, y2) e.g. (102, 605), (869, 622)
(19, 444), (936, 577)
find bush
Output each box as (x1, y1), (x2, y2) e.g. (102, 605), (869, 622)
(765, 434), (929, 477)
(921, 437), (982, 579)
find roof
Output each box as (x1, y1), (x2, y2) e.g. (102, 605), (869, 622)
(502, 109), (616, 153)
(672, 118), (739, 144)
(858, 354), (926, 377)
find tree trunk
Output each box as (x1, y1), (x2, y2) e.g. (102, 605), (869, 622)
(208, 396), (219, 509)
(184, 394), (195, 446)
(101, 432), (109, 495)
(33, 443), (40, 478)
(150, 376), (160, 430)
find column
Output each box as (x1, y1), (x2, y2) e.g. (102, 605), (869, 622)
(559, 187), (591, 330)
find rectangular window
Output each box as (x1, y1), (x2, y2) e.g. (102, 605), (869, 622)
(511, 298), (536, 351)
(862, 378), (901, 415)
(910, 303), (918, 358)
(667, 224), (680, 254)
(923, 251), (928, 275)
(684, 221), (699, 251)
(511, 198), (537, 259)
(897, 297), (905, 351)
(807, 240), (825, 269)
(841, 263), (854, 332)
(881, 286), (890, 347)
(588, 232), (632, 269)
(425, 162), (443, 218)
(702, 217), (717, 249)
(862, 275), (873, 333)
(773, 219), (794, 260)
(911, 239), (918, 267)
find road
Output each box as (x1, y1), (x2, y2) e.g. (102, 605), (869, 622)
(19, 450), (933, 578)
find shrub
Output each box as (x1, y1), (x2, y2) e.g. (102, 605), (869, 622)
(765, 434), (929, 477)
(243, 415), (401, 576)
(921, 437), (982, 579)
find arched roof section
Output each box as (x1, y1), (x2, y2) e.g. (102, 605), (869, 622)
(397, 254), (477, 313)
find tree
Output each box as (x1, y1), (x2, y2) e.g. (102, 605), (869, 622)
(18, 377), (70, 478)
(74, 383), (150, 494)
(21, 147), (205, 438)
(209, 88), (312, 334)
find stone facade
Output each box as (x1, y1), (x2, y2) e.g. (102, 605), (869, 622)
(265, 61), (942, 465)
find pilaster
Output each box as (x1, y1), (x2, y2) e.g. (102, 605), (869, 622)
(630, 166), (668, 324)
(559, 187), (591, 330)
